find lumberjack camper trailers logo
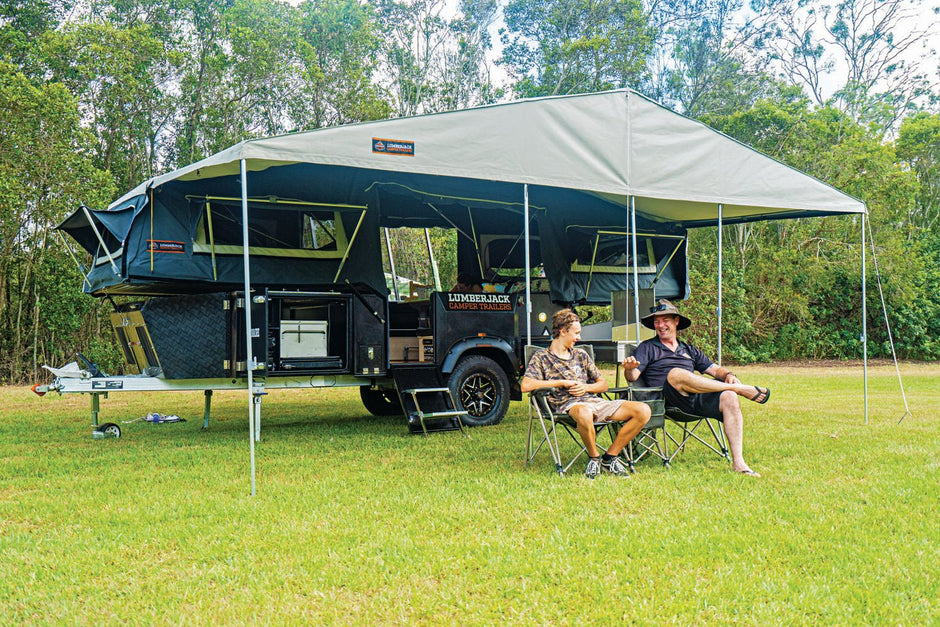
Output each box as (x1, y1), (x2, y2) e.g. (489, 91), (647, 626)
(372, 137), (415, 156)
(445, 292), (513, 312)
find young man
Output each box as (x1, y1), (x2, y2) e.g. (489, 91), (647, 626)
(521, 309), (651, 479)
(621, 299), (770, 477)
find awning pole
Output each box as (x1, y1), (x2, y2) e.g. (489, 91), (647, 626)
(524, 184), (532, 346)
(717, 204), (723, 366)
(862, 213), (868, 425)
(630, 197), (641, 344)
(384, 228), (400, 301)
(240, 159), (257, 496)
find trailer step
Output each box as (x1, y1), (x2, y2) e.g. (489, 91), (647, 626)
(390, 367), (468, 436)
(403, 387), (468, 437)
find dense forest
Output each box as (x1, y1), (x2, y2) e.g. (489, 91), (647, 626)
(1, 0), (938, 382)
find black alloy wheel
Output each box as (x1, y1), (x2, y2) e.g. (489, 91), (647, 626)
(449, 355), (510, 427)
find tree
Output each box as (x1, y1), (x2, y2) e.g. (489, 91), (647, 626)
(376, 0), (499, 115)
(43, 21), (179, 192)
(500, 0), (654, 97)
(0, 63), (115, 381)
(646, 0), (786, 116)
(294, 0), (390, 128)
(896, 111), (940, 232)
(752, 0), (938, 133)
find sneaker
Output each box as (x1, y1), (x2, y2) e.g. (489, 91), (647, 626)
(585, 457), (601, 479)
(602, 456), (631, 477)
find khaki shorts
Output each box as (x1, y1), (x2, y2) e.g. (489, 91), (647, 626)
(564, 398), (626, 423)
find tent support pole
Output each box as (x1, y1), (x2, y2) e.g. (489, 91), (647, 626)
(333, 210), (367, 283)
(82, 205), (119, 274)
(206, 202), (218, 281)
(630, 197), (641, 344)
(58, 231), (92, 290)
(468, 209), (485, 279)
(240, 159), (257, 496)
(862, 213), (868, 425)
(384, 228), (400, 301)
(717, 204), (723, 366)
(425, 228), (441, 292)
(524, 184), (532, 346)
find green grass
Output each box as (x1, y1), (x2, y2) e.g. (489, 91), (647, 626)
(2, 362), (938, 624)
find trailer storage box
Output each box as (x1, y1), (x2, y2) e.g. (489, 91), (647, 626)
(279, 320), (328, 358)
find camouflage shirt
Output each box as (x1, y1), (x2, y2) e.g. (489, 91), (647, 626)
(524, 347), (603, 412)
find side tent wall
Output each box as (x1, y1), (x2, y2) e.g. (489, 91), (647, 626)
(536, 211), (688, 304)
(87, 166), (388, 295)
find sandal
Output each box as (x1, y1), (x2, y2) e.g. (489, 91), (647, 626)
(749, 386), (770, 404)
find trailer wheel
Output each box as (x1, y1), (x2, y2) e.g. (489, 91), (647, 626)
(95, 423), (122, 438)
(359, 387), (403, 416)
(449, 355), (510, 427)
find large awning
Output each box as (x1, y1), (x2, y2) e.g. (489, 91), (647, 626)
(111, 89), (865, 226)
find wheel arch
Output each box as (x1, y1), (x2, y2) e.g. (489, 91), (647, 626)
(440, 338), (520, 401)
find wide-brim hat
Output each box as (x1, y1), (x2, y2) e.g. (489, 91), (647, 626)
(640, 299), (692, 330)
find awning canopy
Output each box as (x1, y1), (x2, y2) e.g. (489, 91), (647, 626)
(112, 89), (865, 226)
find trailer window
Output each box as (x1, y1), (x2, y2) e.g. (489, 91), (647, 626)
(568, 231), (657, 273)
(193, 203), (349, 258)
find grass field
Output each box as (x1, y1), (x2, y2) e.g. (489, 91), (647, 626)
(2, 362), (938, 624)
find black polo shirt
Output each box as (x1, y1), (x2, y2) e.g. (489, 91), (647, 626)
(633, 337), (713, 388)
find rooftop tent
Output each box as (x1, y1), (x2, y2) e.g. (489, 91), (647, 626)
(62, 89), (865, 299)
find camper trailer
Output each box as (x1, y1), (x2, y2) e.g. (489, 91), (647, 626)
(38, 90), (863, 435)
(47, 187), (686, 433)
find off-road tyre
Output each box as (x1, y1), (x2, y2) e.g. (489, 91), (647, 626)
(448, 355), (510, 427)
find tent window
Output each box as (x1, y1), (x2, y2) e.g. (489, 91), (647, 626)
(193, 203), (348, 258)
(569, 231), (656, 273)
(94, 246), (124, 267)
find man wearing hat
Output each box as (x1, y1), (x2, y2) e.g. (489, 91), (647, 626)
(621, 299), (769, 477)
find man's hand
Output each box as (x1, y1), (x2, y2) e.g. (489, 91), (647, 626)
(622, 356), (640, 371)
(566, 380), (587, 396)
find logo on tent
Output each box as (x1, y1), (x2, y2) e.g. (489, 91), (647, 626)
(146, 240), (185, 254)
(373, 137), (415, 156)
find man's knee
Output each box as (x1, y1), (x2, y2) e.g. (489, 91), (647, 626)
(635, 401), (651, 425)
(568, 407), (593, 427)
(719, 389), (739, 413)
(666, 368), (692, 387)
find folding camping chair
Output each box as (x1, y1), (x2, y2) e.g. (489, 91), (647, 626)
(612, 383), (670, 469)
(620, 345), (730, 468)
(524, 344), (634, 476)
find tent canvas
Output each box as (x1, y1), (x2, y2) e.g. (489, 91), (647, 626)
(60, 89), (863, 303)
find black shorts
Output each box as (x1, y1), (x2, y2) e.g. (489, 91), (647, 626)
(663, 381), (724, 419)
